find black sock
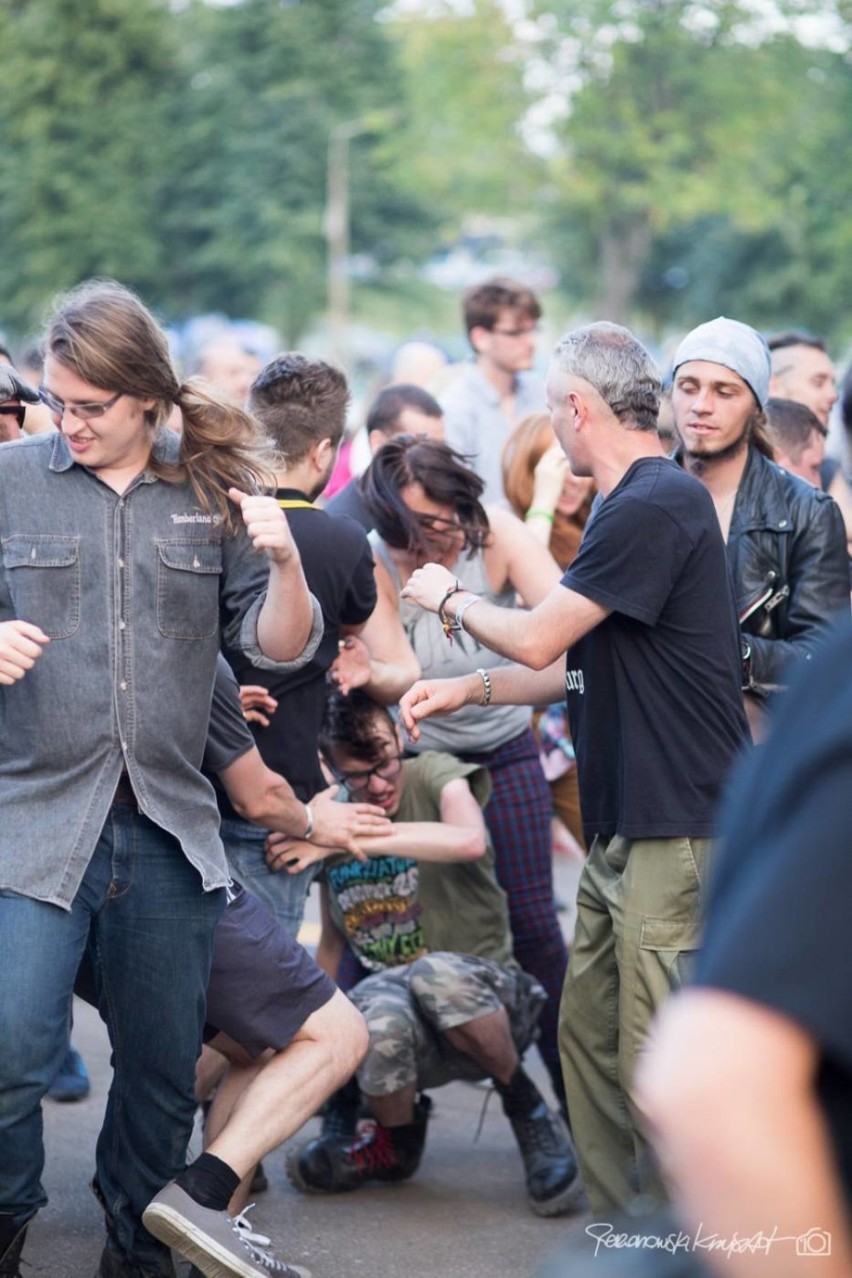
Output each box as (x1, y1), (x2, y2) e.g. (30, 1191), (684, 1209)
(494, 1066), (545, 1118)
(175, 1152), (241, 1211)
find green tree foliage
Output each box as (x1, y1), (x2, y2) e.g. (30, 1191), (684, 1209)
(534, 0), (852, 339)
(0, 0), (436, 343)
(0, 0), (180, 335)
(167, 0), (437, 342)
(382, 0), (543, 227)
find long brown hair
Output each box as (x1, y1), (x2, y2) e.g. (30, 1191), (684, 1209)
(46, 279), (275, 529)
(501, 413), (593, 570)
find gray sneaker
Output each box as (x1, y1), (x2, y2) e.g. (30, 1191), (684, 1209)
(142, 1185), (309, 1278)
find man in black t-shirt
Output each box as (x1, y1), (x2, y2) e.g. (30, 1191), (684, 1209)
(637, 619), (852, 1277)
(399, 322), (750, 1216)
(220, 354), (378, 937)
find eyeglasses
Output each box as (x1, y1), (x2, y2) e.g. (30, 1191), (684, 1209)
(38, 386), (123, 423)
(413, 513), (462, 535)
(333, 754), (404, 795)
(491, 323), (540, 339)
(0, 404), (26, 429)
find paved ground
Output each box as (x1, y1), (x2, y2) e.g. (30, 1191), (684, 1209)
(24, 853), (587, 1278)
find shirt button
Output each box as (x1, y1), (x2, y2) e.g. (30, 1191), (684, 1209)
(119, 620), (126, 630)
(118, 558), (125, 569)
(778, 520), (788, 528)
(121, 740), (128, 752)
(120, 681), (128, 691)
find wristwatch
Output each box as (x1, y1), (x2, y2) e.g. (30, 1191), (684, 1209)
(301, 802), (315, 841)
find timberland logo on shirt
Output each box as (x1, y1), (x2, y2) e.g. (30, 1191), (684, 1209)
(171, 513), (222, 525)
(566, 669), (585, 695)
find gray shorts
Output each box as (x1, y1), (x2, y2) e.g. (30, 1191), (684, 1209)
(349, 951), (545, 1096)
(203, 884), (335, 1058)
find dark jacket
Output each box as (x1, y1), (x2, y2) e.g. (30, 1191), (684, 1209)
(727, 445), (848, 694)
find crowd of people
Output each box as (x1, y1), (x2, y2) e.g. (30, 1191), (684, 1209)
(1, 274), (850, 1278)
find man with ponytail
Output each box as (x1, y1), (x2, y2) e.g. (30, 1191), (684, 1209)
(0, 279), (322, 1278)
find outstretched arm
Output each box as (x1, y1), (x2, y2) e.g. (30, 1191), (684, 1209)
(219, 752), (391, 857)
(265, 777), (487, 873)
(400, 565), (608, 670)
(398, 658), (567, 742)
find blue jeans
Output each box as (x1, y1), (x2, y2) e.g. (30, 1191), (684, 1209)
(0, 804), (224, 1271)
(220, 816), (317, 939)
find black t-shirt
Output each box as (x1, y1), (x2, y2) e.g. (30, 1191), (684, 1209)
(324, 476), (372, 532)
(202, 655), (255, 775)
(562, 457), (750, 842)
(221, 488), (376, 802)
(694, 619), (852, 1202)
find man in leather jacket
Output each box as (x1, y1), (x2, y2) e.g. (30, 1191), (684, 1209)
(671, 318), (848, 732)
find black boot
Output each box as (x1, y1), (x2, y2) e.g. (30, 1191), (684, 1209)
(318, 1076), (362, 1143)
(0, 1214), (31, 1278)
(496, 1067), (583, 1217)
(287, 1094), (431, 1194)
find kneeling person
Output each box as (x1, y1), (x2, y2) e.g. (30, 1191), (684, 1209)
(271, 691), (581, 1218)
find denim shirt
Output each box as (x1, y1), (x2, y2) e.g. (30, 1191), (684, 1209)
(0, 430), (323, 908)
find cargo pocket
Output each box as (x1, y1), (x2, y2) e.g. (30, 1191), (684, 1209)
(2, 534), (81, 639)
(156, 539), (222, 639)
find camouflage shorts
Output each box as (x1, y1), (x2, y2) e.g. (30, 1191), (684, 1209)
(348, 951), (546, 1096)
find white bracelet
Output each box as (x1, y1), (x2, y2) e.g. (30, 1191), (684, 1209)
(475, 667), (492, 707)
(301, 802), (315, 841)
(455, 593), (483, 633)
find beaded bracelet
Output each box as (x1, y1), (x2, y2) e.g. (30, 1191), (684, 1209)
(475, 667), (492, 707)
(438, 579), (464, 643)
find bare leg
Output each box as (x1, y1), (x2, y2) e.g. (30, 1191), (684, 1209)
(206, 990), (367, 1195)
(194, 1044), (231, 1104)
(364, 1082), (418, 1127)
(441, 1006), (519, 1085)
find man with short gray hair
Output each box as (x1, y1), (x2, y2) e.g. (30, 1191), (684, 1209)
(398, 320), (750, 1215)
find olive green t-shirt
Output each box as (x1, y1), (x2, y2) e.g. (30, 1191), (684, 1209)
(325, 751), (515, 972)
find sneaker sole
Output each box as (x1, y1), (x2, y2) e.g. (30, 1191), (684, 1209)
(528, 1170), (587, 1218)
(142, 1202), (287, 1278)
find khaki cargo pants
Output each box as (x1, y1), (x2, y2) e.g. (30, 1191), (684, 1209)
(559, 833), (711, 1215)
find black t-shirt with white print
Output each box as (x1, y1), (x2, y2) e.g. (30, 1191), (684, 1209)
(561, 457), (750, 844)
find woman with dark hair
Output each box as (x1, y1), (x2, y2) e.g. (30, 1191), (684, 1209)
(331, 434), (570, 1111)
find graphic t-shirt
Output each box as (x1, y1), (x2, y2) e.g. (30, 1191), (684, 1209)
(561, 457), (750, 843)
(326, 853), (426, 971)
(325, 751), (515, 972)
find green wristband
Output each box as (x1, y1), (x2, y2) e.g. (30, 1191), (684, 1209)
(526, 508), (555, 524)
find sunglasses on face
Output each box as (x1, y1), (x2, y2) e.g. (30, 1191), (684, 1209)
(0, 403), (26, 429)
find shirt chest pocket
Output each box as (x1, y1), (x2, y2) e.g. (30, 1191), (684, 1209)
(2, 535), (80, 639)
(156, 539), (223, 640)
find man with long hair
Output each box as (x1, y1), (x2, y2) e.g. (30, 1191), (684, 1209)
(671, 317), (848, 736)
(0, 280), (321, 1278)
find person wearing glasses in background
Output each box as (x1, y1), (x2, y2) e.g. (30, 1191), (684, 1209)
(0, 367), (38, 443)
(441, 276), (545, 505)
(266, 689), (581, 1219)
(0, 279), (321, 1278)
